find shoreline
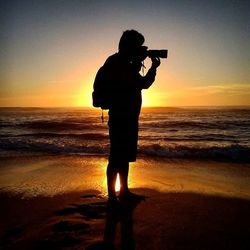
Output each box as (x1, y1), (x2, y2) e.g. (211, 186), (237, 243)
(0, 155), (249, 200)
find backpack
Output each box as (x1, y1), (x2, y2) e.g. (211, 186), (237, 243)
(92, 66), (111, 110)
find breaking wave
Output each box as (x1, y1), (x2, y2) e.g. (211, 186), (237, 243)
(1, 137), (249, 162)
(138, 144), (250, 162)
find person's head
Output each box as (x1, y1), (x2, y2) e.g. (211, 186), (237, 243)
(118, 29), (147, 61)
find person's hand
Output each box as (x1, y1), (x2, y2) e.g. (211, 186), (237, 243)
(151, 57), (161, 68)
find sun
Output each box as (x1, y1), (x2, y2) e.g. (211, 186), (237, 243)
(142, 90), (162, 107)
(75, 81), (93, 107)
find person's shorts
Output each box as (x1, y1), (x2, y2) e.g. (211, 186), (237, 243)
(108, 117), (138, 162)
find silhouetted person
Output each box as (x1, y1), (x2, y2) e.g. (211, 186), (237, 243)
(95, 30), (161, 201)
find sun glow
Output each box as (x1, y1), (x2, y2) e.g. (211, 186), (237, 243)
(142, 90), (167, 107)
(76, 83), (93, 107)
(115, 174), (121, 192)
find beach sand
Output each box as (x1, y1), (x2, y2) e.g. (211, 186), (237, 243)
(0, 155), (250, 249)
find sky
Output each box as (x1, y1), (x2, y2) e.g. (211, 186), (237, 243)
(1, 0), (250, 107)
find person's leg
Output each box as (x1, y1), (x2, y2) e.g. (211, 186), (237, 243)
(107, 160), (118, 200)
(119, 161), (146, 201)
(119, 161), (129, 195)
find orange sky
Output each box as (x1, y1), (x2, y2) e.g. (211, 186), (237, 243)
(1, 0), (249, 107)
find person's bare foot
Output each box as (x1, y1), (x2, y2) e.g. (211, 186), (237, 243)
(108, 190), (116, 200)
(119, 190), (145, 201)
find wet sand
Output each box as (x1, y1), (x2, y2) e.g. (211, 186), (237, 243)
(0, 156), (250, 249)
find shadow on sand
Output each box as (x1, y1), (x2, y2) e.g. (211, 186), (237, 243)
(86, 197), (144, 250)
(1, 189), (250, 249)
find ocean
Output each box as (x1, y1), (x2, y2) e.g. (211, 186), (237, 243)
(1, 107), (250, 162)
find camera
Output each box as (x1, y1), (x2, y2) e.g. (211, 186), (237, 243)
(147, 49), (168, 58)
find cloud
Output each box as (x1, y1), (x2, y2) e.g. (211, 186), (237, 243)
(189, 84), (250, 95)
(47, 80), (67, 84)
(148, 83), (250, 106)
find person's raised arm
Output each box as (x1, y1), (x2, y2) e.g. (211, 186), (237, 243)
(140, 57), (161, 89)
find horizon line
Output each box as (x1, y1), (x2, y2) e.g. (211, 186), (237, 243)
(1, 105), (250, 109)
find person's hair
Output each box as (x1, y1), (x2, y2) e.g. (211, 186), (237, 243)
(118, 30), (145, 53)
